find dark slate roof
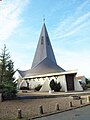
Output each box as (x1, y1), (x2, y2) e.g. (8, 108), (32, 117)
(18, 58), (65, 78)
(18, 23), (65, 78)
(18, 70), (29, 78)
(31, 23), (57, 69)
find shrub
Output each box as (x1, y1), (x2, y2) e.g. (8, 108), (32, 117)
(81, 83), (87, 90)
(50, 79), (62, 92)
(0, 84), (5, 92)
(54, 82), (62, 92)
(35, 84), (42, 91)
(50, 79), (55, 90)
(0, 83), (17, 100)
(79, 81), (87, 90)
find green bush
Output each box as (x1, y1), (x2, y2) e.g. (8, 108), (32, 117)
(0, 84), (5, 92)
(79, 81), (87, 90)
(35, 84), (42, 91)
(50, 79), (62, 92)
(50, 79), (55, 90)
(86, 79), (90, 84)
(0, 83), (17, 100)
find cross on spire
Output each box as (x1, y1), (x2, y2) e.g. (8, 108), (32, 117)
(43, 15), (45, 23)
(43, 18), (45, 23)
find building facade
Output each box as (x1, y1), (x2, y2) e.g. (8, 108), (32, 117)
(17, 23), (83, 92)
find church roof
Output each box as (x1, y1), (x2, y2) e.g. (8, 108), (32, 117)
(18, 58), (65, 78)
(31, 23), (57, 69)
(18, 23), (65, 78)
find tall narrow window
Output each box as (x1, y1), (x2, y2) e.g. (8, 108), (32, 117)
(41, 36), (44, 45)
(47, 36), (49, 45)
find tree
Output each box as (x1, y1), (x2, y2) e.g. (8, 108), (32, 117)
(0, 45), (15, 84)
(50, 79), (62, 92)
(0, 45), (10, 83)
(49, 79), (55, 91)
(0, 45), (17, 100)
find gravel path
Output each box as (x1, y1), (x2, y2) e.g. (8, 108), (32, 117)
(0, 95), (87, 120)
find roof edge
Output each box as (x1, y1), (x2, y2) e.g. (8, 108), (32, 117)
(24, 69), (78, 79)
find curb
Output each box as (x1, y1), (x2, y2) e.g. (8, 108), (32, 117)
(17, 92), (90, 100)
(32, 103), (90, 119)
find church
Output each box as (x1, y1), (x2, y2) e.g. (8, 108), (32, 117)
(17, 23), (83, 92)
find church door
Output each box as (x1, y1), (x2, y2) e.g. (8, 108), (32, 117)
(65, 74), (75, 91)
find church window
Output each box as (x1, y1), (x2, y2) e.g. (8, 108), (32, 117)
(47, 36), (49, 45)
(41, 36), (44, 45)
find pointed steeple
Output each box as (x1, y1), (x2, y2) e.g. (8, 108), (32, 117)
(31, 23), (57, 69)
(18, 23), (65, 78)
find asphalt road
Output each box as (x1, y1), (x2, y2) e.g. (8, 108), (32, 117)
(35, 105), (90, 120)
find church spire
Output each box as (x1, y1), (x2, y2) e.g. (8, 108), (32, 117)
(18, 23), (65, 78)
(31, 23), (57, 69)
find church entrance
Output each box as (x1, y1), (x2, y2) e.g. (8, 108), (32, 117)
(65, 74), (75, 91)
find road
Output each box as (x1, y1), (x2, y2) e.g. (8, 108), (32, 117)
(35, 105), (90, 120)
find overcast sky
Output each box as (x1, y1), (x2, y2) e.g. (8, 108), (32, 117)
(0, 0), (90, 78)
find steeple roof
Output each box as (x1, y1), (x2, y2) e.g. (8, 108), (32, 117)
(31, 23), (56, 69)
(18, 23), (65, 78)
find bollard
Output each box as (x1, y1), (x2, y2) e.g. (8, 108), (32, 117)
(0, 93), (3, 102)
(69, 101), (73, 107)
(80, 99), (82, 105)
(55, 103), (59, 111)
(18, 109), (22, 119)
(87, 96), (90, 103)
(39, 105), (43, 114)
